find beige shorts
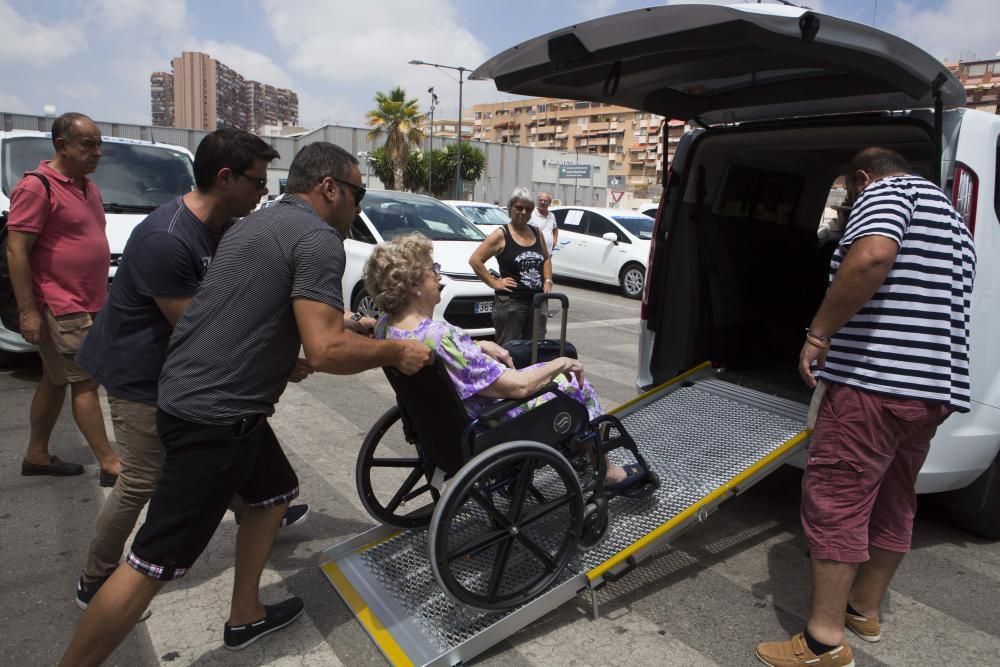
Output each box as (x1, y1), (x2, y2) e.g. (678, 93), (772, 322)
(37, 309), (95, 386)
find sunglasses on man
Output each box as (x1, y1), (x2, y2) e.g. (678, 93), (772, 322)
(235, 172), (268, 190)
(330, 176), (366, 205)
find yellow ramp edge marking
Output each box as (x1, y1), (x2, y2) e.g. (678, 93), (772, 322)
(609, 361), (712, 415)
(321, 560), (415, 667)
(587, 429), (810, 582)
(357, 528), (403, 554)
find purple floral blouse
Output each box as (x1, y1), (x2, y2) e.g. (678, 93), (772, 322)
(376, 316), (602, 421)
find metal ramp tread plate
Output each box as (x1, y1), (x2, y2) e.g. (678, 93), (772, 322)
(320, 367), (810, 666)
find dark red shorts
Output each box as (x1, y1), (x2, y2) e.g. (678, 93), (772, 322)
(801, 381), (951, 562)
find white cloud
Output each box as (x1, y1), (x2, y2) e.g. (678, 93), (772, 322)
(90, 0), (187, 33)
(61, 82), (103, 100)
(0, 1), (86, 65)
(0, 91), (30, 114)
(886, 0), (998, 62)
(192, 40), (294, 88)
(578, 0), (619, 20)
(664, 0), (828, 11)
(261, 0), (493, 119)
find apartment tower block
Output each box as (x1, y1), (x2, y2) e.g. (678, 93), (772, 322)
(150, 51), (299, 132)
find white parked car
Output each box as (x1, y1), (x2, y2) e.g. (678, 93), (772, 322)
(480, 2), (1000, 535)
(549, 206), (652, 299)
(0, 130), (195, 353)
(443, 200), (510, 236)
(638, 203), (659, 218)
(346, 191), (497, 336)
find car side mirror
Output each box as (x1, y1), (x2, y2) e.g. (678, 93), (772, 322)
(602, 232), (618, 245)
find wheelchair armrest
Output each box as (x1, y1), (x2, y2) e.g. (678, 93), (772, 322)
(477, 382), (559, 422)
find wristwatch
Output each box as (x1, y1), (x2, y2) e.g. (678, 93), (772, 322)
(350, 312), (364, 321)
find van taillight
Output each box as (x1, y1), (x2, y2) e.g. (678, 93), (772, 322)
(951, 162), (978, 235)
(641, 169), (673, 321)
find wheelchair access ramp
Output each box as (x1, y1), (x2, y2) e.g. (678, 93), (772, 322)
(319, 364), (810, 666)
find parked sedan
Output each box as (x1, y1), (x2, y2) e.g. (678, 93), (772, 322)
(442, 200), (510, 236)
(550, 206), (653, 299)
(345, 191), (498, 336)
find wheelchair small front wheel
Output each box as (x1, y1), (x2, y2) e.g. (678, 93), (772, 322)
(577, 496), (610, 551)
(429, 441), (583, 610)
(356, 405), (438, 528)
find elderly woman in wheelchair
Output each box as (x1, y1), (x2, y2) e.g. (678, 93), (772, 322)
(357, 233), (658, 610)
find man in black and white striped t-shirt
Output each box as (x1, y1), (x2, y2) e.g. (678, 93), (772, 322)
(757, 148), (976, 667)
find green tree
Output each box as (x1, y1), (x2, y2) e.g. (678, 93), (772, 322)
(367, 146), (394, 189)
(442, 143), (487, 194)
(366, 86), (425, 191)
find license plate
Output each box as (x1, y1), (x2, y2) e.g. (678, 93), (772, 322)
(474, 301), (494, 314)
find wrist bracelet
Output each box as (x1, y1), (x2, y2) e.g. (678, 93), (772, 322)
(805, 335), (829, 349)
(804, 328), (830, 343)
(804, 329), (831, 349)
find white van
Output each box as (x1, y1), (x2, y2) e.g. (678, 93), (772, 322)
(476, 4), (1000, 536)
(0, 130), (195, 352)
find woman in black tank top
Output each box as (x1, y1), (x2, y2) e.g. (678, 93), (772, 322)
(469, 187), (553, 345)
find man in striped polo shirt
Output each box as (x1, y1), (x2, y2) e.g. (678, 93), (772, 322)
(60, 142), (434, 665)
(757, 148), (976, 667)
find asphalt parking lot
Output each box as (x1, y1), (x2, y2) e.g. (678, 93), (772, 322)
(1, 279), (998, 666)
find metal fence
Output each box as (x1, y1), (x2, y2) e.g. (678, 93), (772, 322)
(1, 112), (606, 205)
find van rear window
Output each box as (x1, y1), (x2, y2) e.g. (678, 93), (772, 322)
(714, 164), (803, 226)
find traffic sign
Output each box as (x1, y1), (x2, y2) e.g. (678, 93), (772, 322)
(611, 190), (625, 204)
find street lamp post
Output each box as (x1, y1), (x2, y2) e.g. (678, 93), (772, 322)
(409, 59), (471, 200)
(427, 87), (438, 195)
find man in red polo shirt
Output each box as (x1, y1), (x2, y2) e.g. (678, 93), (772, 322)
(7, 112), (120, 484)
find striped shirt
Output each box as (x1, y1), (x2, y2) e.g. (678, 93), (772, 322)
(158, 195), (346, 424)
(818, 175), (976, 411)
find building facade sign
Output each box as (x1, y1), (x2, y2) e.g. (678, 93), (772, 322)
(558, 164), (592, 178)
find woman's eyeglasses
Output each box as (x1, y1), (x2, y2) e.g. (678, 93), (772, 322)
(510, 205), (532, 212)
(426, 262), (441, 275)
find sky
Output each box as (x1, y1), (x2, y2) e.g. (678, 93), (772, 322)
(0, 0), (995, 129)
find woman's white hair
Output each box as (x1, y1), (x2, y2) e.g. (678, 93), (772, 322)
(507, 186), (533, 210)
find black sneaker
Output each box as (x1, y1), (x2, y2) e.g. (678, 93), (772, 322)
(76, 575), (151, 621)
(223, 597), (304, 650)
(280, 503), (310, 529)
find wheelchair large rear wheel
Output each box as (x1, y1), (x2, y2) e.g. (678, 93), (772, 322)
(356, 405), (439, 528)
(429, 441), (583, 610)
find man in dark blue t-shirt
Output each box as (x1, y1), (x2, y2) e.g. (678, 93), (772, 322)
(74, 129), (312, 614)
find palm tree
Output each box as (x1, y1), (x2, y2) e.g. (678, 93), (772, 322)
(366, 87), (425, 191)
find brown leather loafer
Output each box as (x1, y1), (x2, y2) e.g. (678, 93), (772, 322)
(21, 456), (85, 477)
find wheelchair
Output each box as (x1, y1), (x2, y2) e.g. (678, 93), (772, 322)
(356, 359), (659, 611)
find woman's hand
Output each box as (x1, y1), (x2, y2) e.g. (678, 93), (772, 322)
(494, 276), (517, 292)
(477, 340), (514, 367)
(558, 356), (585, 389)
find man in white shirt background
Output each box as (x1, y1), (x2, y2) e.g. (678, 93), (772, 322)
(529, 191), (558, 254)
(529, 191), (558, 318)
